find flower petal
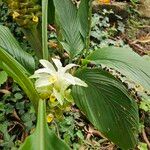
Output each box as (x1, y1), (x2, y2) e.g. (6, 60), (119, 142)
(40, 59), (56, 72)
(35, 68), (53, 74)
(35, 78), (52, 87)
(74, 77), (88, 87)
(63, 64), (78, 72)
(53, 88), (64, 105)
(30, 73), (49, 78)
(64, 73), (76, 85)
(52, 58), (62, 70)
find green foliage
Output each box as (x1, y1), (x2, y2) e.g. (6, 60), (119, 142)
(0, 25), (35, 73)
(72, 68), (139, 149)
(50, 109), (108, 149)
(0, 71), (7, 86)
(0, 83), (36, 149)
(0, 0), (150, 149)
(48, 0), (55, 24)
(19, 99), (70, 150)
(0, 46), (39, 111)
(7, 0), (42, 58)
(8, 0), (41, 28)
(77, 0), (92, 48)
(130, 0), (139, 4)
(51, 111), (84, 149)
(138, 142), (148, 150)
(87, 47), (150, 93)
(91, 10), (125, 49)
(140, 101), (150, 112)
(53, 0), (91, 58)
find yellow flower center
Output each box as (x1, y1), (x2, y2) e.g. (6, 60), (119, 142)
(12, 11), (20, 19)
(50, 94), (56, 103)
(47, 114), (54, 123)
(49, 76), (57, 83)
(32, 16), (39, 23)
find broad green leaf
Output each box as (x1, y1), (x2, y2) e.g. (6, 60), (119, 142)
(42, 0), (49, 60)
(0, 71), (7, 86)
(72, 68), (139, 150)
(19, 99), (70, 150)
(87, 47), (150, 92)
(53, 0), (84, 57)
(0, 25), (35, 73)
(0, 46), (39, 111)
(78, 0), (92, 46)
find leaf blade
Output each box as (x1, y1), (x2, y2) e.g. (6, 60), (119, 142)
(72, 68), (139, 149)
(0, 25), (35, 73)
(53, 0), (84, 57)
(78, 0), (92, 44)
(87, 47), (150, 92)
(0, 46), (39, 111)
(0, 71), (7, 86)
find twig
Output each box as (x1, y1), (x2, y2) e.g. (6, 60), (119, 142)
(0, 89), (11, 94)
(122, 35), (147, 55)
(85, 125), (106, 140)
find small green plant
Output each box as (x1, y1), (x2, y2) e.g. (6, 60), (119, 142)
(0, 82), (36, 149)
(0, 0), (150, 149)
(0, 71), (7, 86)
(90, 9), (125, 50)
(130, 0), (139, 4)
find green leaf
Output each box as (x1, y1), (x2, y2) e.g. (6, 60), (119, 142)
(72, 68), (139, 150)
(53, 0), (84, 57)
(42, 0), (49, 60)
(0, 25), (35, 73)
(138, 142), (148, 150)
(0, 71), (7, 86)
(48, 0), (55, 24)
(78, 0), (92, 46)
(53, 0), (92, 57)
(22, 27), (42, 59)
(0, 46), (39, 111)
(87, 47), (150, 92)
(139, 100), (150, 112)
(19, 99), (70, 150)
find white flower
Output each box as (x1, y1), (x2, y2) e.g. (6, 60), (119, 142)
(30, 58), (87, 105)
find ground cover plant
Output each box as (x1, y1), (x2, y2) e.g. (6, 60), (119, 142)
(0, 0), (150, 149)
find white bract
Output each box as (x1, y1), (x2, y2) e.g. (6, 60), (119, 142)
(30, 58), (87, 105)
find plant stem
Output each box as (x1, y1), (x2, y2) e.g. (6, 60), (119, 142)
(42, 0), (49, 60)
